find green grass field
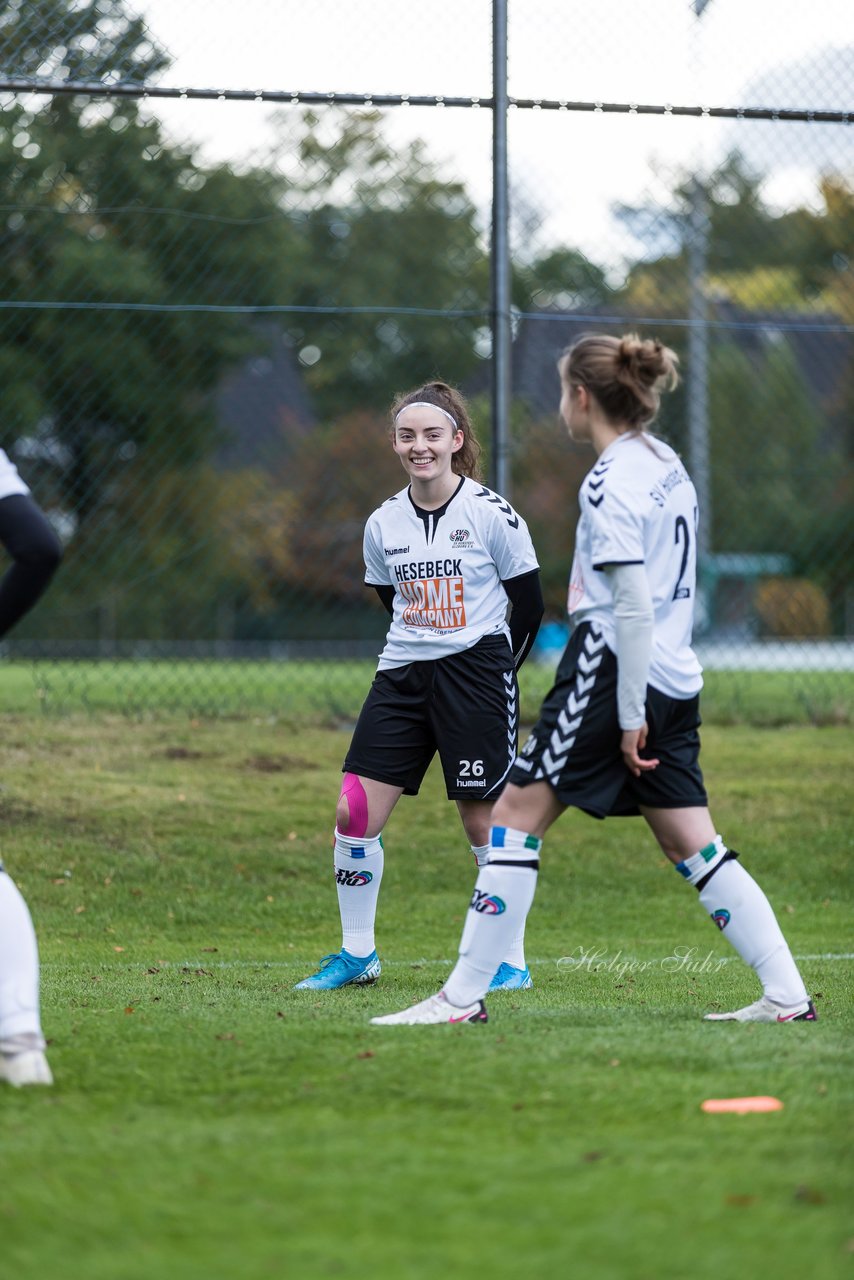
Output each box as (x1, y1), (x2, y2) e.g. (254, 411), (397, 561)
(1, 657), (852, 725)
(0, 695), (851, 1279)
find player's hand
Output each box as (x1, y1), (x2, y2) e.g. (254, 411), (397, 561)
(621, 723), (659, 777)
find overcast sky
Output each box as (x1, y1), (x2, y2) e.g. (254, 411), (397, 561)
(131, 0), (853, 267)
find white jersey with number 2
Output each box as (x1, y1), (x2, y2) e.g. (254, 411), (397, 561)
(364, 475), (539, 669)
(567, 432), (703, 698)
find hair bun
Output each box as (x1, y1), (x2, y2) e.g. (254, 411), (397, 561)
(563, 331), (679, 430)
(619, 335), (674, 386)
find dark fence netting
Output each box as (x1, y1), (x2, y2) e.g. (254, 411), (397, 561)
(0, 0), (851, 722)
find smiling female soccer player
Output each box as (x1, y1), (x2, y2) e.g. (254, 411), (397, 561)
(295, 380), (543, 992)
(371, 335), (815, 1026)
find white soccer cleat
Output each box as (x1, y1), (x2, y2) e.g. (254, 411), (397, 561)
(370, 990), (488, 1026)
(703, 996), (817, 1023)
(0, 1049), (54, 1087)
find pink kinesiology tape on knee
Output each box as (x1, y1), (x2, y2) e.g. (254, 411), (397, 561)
(339, 773), (369, 837)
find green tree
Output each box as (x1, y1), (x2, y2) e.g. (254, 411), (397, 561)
(616, 153), (854, 319)
(509, 410), (590, 617)
(1, 115), (302, 497)
(516, 247), (610, 313)
(244, 412), (404, 641)
(708, 337), (839, 555)
(0, 7), (495, 642)
(271, 109), (489, 419)
(2, 0), (167, 84)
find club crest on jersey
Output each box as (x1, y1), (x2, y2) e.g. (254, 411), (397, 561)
(336, 868), (373, 887)
(469, 888), (506, 915)
(449, 528), (474, 548)
(711, 908), (730, 931)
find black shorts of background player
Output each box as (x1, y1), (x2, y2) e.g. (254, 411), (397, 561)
(0, 453), (63, 1084)
(295, 381), (543, 993)
(371, 334), (815, 1027)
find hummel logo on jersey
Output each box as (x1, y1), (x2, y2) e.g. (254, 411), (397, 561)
(513, 730), (536, 772)
(469, 888), (506, 915)
(384, 545), (410, 556)
(536, 627), (604, 783)
(575, 629), (604, 669)
(336, 868), (374, 887)
(587, 458), (613, 509)
(473, 486), (520, 529)
(503, 671), (518, 759)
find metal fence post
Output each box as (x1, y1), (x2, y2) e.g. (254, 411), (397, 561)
(688, 173), (711, 566)
(491, 0), (511, 498)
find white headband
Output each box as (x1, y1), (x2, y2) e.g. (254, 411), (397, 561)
(394, 401), (458, 430)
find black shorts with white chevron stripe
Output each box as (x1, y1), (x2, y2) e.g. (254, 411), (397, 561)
(509, 622), (708, 818)
(344, 633), (519, 800)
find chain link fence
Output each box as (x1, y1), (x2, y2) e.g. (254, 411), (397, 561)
(0, 0), (851, 721)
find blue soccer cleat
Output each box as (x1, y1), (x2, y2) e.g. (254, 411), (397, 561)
(294, 948), (382, 990)
(488, 963), (533, 992)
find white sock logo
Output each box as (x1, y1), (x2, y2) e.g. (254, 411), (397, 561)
(469, 888), (506, 915)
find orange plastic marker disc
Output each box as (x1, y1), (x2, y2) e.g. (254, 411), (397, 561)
(701, 1096), (784, 1114)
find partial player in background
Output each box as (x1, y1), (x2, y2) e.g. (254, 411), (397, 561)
(0, 449), (63, 1084)
(372, 334), (815, 1026)
(295, 381), (543, 992)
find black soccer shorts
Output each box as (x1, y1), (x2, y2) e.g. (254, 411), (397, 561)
(344, 634), (519, 800)
(509, 621), (709, 818)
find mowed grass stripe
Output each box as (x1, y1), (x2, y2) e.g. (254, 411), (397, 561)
(1, 658), (851, 723)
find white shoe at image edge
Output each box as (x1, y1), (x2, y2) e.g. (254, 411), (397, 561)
(370, 991), (488, 1026)
(0, 1049), (53, 1086)
(703, 995), (817, 1023)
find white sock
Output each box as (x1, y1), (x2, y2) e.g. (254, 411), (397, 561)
(675, 834), (728, 886)
(502, 926), (528, 971)
(445, 826), (541, 1006)
(697, 856), (809, 1006)
(471, 842), (527, 971)
(470, 843), (490, 867)
(0, 870), (45, 1047)
(334, 829), (383, 958)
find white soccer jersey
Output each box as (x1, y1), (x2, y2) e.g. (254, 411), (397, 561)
(0, 449), (29, 502)
(567, 433), (703, 698)
(364, 475), (539, 668)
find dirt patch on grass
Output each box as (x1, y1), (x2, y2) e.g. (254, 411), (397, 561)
(0, 798), (40, 824)
(245, 754), (316, 773)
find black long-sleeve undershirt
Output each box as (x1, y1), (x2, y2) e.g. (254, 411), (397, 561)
(0, 494), (63, 639)
(371, 566), (544, 671)
(502, 567), (544, 669)
(373, 584), (396, 617)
